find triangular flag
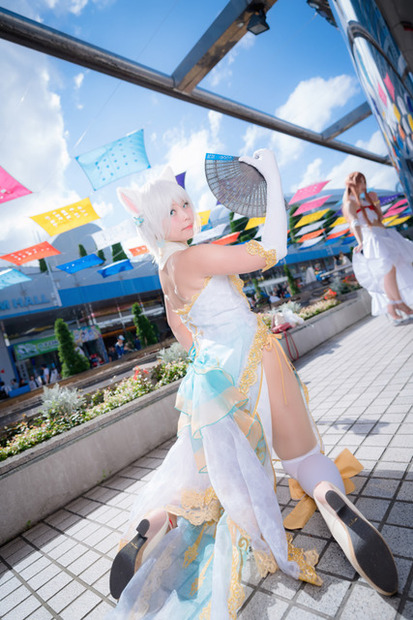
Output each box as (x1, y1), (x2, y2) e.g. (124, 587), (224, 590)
(293, 195), (332, 216)
(97, 259), (134, 278)
(295, 209), (329, 228)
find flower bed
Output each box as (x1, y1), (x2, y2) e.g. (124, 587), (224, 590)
(0, 359), (188, 462)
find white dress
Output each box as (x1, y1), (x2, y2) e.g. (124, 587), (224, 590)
(109, 270), (323, 620)
(351, 202), (413, 315)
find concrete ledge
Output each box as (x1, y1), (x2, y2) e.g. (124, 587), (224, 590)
(277, 289), (371, 359)
(0, 290), (371, 544)
(0, 382), (180, 545)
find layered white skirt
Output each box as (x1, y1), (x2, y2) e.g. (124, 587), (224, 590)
(352, 225), (413, 315)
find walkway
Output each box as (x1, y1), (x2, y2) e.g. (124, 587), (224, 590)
(0, 314), (412, 619)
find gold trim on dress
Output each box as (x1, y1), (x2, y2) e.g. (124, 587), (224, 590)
(245, 240), (277, 271)
(239, 315), (271, 396)
(166, 487), (221, 526)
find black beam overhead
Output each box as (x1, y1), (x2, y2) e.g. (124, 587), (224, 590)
(0, 7), (391, 166)
(172, 0), (278, 93)
(322, 101), (373, 141)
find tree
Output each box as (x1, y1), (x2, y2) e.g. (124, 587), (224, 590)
(229, 212), (258, 244)
(283, 264), (300, 296)
(288, 205), (300, 245)
(54, 318), (90, 378)
(78, 244), (87, 257)
(39, 258), (47, 273)
(132, 303), (157, 347)
(111, 242), (128, 262)
(97, 249), (106, 263)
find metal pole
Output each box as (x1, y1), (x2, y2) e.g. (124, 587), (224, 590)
(0, 8), (391, 166)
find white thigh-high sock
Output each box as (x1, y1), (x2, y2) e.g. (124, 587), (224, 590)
(281, 446), (345, 498)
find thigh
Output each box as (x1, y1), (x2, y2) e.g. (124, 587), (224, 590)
(262, 339), (318, 460)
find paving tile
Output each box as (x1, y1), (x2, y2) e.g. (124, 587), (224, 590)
(82, 600), (115, 619)
(355, 446), (386, 460)
(354, 497), (391, 522)
(59, 588), (102, 619)
(0, 584), (31, 616)
(316, 542), (357, 579)
(373, 462), (408, 479)
(340, 583), (400, 620)
(239, 590), (289, 619)
(387, 502), (413, 528)
(284, 605), (325, 619)
(362, 478), (400, 499)
(23, 524), (59, 548)
(92, 571), (111, 597)
(67, 548), (101, 574)
(0, 575), (23, 600)
(18, 555), (52, 581)
(27, 563), (60, 590)
(296, 573), (351, 615)
(22, 607), (54, 620)
(79, 556), (112, 585)
(382, 447), (413, 463)
(47, 579), (86, 613)
(381, 524), (413, 559)
(2, 594), (41, 620)
(396, 481), (413, 502)
(58, 542), (90, 568)
(36, 571), (72, 600)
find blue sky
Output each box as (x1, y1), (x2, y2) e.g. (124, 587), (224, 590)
(0, 0), (398, 258)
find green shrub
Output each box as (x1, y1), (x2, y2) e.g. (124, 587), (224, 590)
(55, 318), (90, 377)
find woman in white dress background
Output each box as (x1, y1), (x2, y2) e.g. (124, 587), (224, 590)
(107, 153), (398, 619)
(342, 172), (413, 320)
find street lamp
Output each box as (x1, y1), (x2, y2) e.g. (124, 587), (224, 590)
(247, 3), (270, 36)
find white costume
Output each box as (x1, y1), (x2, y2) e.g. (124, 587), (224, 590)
(109, 249), (326, 619)
(350, 199), (413, 315)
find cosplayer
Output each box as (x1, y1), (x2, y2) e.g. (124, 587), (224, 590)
(108, 151), (397, 619)
(342, 172), (413, 321)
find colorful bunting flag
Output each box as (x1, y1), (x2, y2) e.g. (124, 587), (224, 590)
(75, 129), (150, 190)
(288, 180), (330, 205)
(382, 215), (398, 225)
(299, 229), (325, 242)
(0, 269), (32, 290)
(97, 259), (134, 278)
(92, 219), (137, 250)
(31, 198), (99, 236)
(295, 221), (325, 237)
(128, 245), (149, 256)
(0, 167), (31, 204)
(299, 237), (324, 249)
(175, 172), (186, 188)
(326, 228), (350, 240)
(56, 254), (104, 274)
(293, 195), (332, 216)
(245, 217), (266, 231)
(295, 209), (329, 228)
(211, 232), (241, 245)
(197, 210), (211, 227)
(385, 205), (409, 217)
(386, 215), (411, 226)
(192, 224), (227, 244)
(379, 193), (403, 206)
(330, 216), (347, 227)
(0, 241), (60, 265)
(386, 198), (408, 211)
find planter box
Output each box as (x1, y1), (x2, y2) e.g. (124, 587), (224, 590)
(0, 290), (371, 545)
(277, 289), (371, 360)
(0, 382), (180, 545)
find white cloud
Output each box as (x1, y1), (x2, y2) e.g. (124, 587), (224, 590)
(241, 74), (359, 166)
(297, 131), (398, 193)
(93, 199), (114, 219)
(0, 42), (78, 253)
(161, 112), (224, 204)
(74, 72), (85, 89)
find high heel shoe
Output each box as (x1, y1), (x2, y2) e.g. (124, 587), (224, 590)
(313, 483), (398, 596)
(109, 514), (171, 599)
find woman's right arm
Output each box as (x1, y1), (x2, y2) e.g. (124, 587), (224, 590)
(165, 297), (193, 352)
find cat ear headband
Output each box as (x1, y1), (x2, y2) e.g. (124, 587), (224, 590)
(117, 166), (178, 226)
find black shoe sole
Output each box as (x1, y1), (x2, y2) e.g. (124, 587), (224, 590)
(109, 519), (150, 599)
(326, 490), (398, 596)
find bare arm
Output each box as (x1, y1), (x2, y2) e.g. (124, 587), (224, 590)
(164, 297), (193, 351)
(343, 200), (363, 251)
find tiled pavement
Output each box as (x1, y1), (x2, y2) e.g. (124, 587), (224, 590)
(1, 314), (412, 620)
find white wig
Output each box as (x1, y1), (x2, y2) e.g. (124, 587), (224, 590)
(117, 167), (197, 263)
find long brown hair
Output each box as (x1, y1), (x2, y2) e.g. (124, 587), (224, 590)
(344, 172), (380, 226)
